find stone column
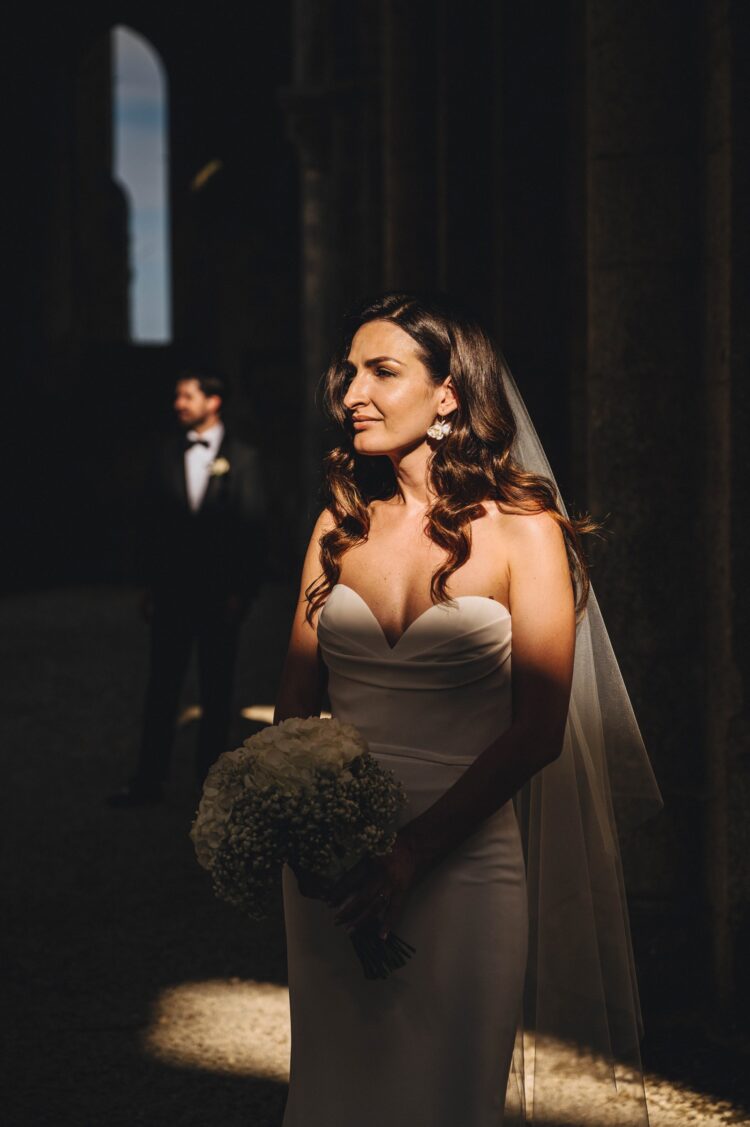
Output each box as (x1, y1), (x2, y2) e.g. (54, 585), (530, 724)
(434, 0), (496, 315)
(490, 0), (579, 496)
(702, 0), (749, 1018)
(283, 0), (383, 543)
(382, 0), (438, 288)
(73, 31), (129, 342)
(585, 0), (705, 1006)
(281, 1), (337, 545)
(726, 0), (750, 1020)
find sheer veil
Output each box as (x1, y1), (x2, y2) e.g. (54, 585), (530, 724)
(499, 360), (664, 1125)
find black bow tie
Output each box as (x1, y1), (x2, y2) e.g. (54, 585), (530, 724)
(185, 437), (210, 449)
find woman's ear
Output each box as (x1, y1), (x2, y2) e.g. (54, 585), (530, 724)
(438, 377), (459, 415)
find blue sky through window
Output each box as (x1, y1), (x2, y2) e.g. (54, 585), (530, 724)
(112, 26), (171, 343)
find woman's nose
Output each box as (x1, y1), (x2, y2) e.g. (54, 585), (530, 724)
(342, 371), (369, 409)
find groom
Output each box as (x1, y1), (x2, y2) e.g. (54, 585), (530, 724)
(108, 368), (268, 808)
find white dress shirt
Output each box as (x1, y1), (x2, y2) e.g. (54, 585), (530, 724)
(184, 421), (225, 512)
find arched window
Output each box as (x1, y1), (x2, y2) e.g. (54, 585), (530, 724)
(112, 26), (171, 343)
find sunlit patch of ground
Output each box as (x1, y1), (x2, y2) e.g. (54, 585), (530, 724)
(645, 1076), (748, 1126)
(143, 978), (750, 1125)
(145, 979), (291, 1082)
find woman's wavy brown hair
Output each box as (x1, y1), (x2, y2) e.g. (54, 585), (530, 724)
(305, 291), (602, 625)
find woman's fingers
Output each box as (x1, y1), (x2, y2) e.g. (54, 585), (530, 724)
(328, 839), (417, 938)
(327, 858), (371, 906)
(333, 888), (376, 927)
(342, 902), (381, 933)
(334, 886), (389, 932)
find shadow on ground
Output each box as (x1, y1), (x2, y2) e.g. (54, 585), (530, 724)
(2, 584), (295, 1127)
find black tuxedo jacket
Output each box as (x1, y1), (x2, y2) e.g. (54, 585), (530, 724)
(137, 429), (268, 600)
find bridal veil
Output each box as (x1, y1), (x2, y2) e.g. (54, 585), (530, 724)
(500, 357), (663, 1125)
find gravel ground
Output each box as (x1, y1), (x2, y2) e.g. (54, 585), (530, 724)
(2, 585), (748, 1127)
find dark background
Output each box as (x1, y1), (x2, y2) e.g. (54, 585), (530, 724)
(3, 1), (749, 1123)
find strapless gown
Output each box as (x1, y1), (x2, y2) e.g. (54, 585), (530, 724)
(281, 584), (528, 1127)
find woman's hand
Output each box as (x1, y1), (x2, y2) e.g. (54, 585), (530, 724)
(328, 835), (419, 940)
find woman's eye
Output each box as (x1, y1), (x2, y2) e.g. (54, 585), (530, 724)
(376, 368), (396, 378)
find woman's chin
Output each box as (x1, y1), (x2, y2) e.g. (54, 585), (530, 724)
(353, 436), (391, 457)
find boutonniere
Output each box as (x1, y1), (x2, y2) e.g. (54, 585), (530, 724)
(210, 457), (231, 477)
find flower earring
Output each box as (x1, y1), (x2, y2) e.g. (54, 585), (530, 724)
(427, 415), (452, 440)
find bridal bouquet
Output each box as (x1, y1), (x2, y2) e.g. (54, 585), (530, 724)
(190, 716), (416, 978)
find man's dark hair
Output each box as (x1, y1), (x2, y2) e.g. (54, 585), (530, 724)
(177, 367), (229, 407)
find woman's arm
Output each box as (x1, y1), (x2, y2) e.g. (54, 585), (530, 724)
(273, 508), (335, 724)
(332, 509), (576, 937)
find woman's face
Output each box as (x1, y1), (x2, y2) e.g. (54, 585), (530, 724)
(342, 320), (454, 456)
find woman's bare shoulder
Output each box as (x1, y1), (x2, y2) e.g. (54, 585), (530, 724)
(310, 507), (338, 538)
(298, 508), (338, 586)
(477, 501), (564, 551)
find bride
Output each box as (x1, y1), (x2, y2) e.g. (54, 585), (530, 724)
(274, 292), (660, 1126)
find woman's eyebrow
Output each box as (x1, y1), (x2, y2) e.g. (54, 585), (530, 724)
(363, 356), (404, 367)
(343, 355), (404, 371)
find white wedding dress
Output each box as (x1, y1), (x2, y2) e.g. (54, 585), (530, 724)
(282, 583), (528, 1127)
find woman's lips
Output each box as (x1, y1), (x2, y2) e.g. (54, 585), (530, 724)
(353, 419), (380, 428)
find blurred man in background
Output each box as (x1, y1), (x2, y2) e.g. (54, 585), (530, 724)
(108, 368), (268, 807)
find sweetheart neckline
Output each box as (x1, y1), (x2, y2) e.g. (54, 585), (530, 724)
(329, 583), (511, 652)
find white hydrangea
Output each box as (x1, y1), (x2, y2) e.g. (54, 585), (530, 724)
(244, 716), (367, 786)
(190, 717), (369, 870)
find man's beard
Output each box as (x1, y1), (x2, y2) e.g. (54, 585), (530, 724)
(179, 414), (208, 429)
